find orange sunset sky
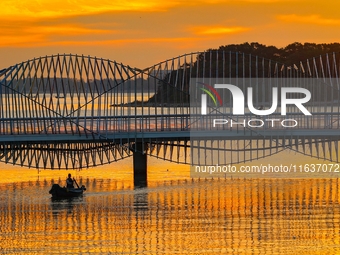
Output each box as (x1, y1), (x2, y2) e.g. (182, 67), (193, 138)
(1, 0), (340, 69)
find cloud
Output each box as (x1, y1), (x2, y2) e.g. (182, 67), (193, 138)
(277, 14), (340, 26)
(1, 0), (304, 20)
(54, 37), (199, 47)
(0, 21), (117, 47)
(0, 0), (184, 48)
(0, 0), (180, 19)
(0, 30), (196, 47)
(192, 26), (249, 35)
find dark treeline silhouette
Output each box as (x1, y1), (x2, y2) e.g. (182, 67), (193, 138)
(148, 42), (340, 105)
(217, 42), (340, 65)
(192, 42), (340, 78)
(2, 77), (150, 95)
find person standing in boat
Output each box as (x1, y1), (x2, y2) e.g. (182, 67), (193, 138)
(66, 173), (75, 188)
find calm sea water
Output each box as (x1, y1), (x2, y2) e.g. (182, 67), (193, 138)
(0, 172), (339, 254)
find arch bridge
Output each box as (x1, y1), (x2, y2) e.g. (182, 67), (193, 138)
(0, 52), (339, 184)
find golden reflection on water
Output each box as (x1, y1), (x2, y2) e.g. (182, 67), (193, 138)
(0, 176), (339, 254)
(0, 151), (340, 254)
(0, 156), (190, 185)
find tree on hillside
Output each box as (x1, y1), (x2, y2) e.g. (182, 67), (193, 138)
(121, 42), (340, 105)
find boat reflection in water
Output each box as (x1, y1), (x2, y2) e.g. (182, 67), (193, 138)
(50, 196), (85, 216)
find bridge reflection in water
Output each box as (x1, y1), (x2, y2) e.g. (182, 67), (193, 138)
(0, 178), (339, 254)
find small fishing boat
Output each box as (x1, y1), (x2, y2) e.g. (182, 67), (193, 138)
(49, 184), (86, 199)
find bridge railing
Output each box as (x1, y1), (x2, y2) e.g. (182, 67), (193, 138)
(0, 112), (338, 136)
(0, 114), (190, 135)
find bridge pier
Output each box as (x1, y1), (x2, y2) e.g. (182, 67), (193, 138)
(132, 142), (148, 187)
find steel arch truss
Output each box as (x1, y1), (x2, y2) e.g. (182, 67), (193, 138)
(0, 52), (340, 169)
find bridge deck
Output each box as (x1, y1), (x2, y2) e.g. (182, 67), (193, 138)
(0, 129), (338, 143)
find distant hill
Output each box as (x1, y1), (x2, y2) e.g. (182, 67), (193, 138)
(146, 42), (340, 105)
(1, 77), (152, 95)
(215, 42), (340, 66)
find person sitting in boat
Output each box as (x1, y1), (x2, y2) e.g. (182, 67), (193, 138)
(66, 173), (75, 188)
